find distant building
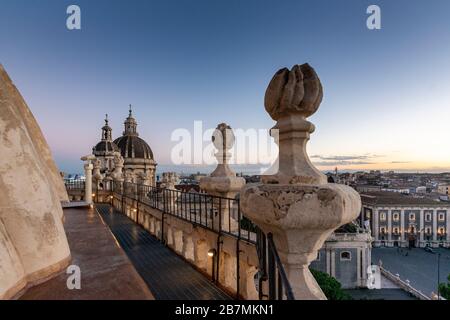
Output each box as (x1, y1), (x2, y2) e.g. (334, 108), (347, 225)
(113, 106), (157, 185)
(438, 184), (449, 196)
(360, 192), (450, 248)
(381, 187), (410, 194)
(310, 230), (372, 289)
(356, 185), (382, 193)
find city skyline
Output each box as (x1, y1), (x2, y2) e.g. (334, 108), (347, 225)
(1, 0), (450, 173)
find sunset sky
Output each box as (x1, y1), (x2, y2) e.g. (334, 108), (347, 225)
(1, 0), (450, 174)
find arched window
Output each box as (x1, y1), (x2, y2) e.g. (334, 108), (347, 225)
(340, 251), (351, 261)
(393, 213), (399, 221)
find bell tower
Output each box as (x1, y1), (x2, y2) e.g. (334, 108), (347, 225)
(123, 104), (138, 136)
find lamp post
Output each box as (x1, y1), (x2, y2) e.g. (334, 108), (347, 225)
(437, 252), (441, 299)
(208, 249), (217, 282)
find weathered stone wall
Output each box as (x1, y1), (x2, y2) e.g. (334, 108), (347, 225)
(0, 65), (68, 203)
(0, 65), (71, 300)
(112, 195), (259, 299)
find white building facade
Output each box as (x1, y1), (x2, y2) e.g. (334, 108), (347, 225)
(360, 193), (450, 248)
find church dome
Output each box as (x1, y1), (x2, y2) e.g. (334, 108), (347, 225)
(113, 105), (154, 160)
(113, 135), (154, 159)
(92, 115), (119, 155)
(93, 140), (119, 153)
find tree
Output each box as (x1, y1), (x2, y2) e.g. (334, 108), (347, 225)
(438, 274), (450, 299)
(310, 268), (352, 300)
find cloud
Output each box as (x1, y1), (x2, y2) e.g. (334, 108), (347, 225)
(311, 154), (383, 162)
(313, 160), (374, 166)
(310, 153), (391, 167)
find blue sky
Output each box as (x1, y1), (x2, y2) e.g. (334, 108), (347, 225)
(1, 0), (450, 174)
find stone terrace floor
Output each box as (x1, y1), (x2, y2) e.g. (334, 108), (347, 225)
(20, 207), (154, 300)
(96, 204), (232, 300)
(372, 247), (450, 298)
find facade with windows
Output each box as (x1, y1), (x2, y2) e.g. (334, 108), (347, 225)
(310, 231), (372, 289)
(360, 192), (450, 248)
(438, 184), (449, 196)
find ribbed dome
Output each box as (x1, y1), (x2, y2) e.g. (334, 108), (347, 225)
(93, 140), (119, 154)
(113, 135), (154, 160)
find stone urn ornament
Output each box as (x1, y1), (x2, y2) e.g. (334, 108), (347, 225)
(92, 158), (104, 182)
(240, 64), (361, 300)
(200, 123), (246, 231)
(161, 172), (179, 208)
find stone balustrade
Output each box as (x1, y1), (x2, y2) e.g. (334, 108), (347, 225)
(109, 188), (260, 299)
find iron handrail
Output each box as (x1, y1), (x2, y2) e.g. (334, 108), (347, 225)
(64, 179), (85, 190)
(105, 180), (295, 300)
(112, 182), (258, 244)
(267, 233), (295, 300)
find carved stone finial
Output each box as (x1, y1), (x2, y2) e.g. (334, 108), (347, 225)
(210, 123), (236, 177)
(240, 64), (361, 300)
(161, 172), (179, 190)
(111, 152), (124, 181)
(92, 158), (104, 181)
(200, 123), (246, 232)
(262, 64), (326, 185)
(265, 64), (323, 120)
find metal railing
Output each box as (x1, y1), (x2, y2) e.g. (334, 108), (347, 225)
(116, 181), (257, 243)
(108, 180), (294, 300)
(64, 179), (85, 190)
(256, 230), (295, 300)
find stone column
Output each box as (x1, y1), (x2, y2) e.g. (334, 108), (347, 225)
(240, 64), (361, 300)
(81, 155), (95, 205)
(361, 247), (367, 286)
(200, 123), (246, 232)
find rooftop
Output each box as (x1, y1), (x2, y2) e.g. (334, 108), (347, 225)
(19, 207), (154, 300)
(361, 192), (447, 207)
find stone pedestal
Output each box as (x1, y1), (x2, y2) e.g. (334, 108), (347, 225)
(110, 152), (125, 194)
(240, 64), (361, 300)
(81, 155), (95, 205)
(161, 172), (179, 209)
(92, 158), (104, 190)
(200, 123), (246, 232)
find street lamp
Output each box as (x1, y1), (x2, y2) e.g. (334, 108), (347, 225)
(207, 249), (216, 257)
(208, 249), (217, 282)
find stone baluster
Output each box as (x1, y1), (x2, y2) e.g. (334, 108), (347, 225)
(200, 123), (246, 232)
(240, 64), (361, 300)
